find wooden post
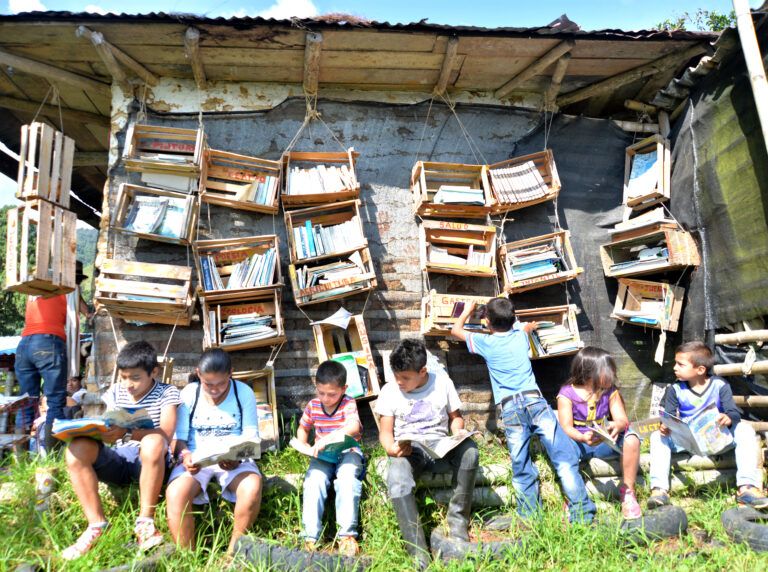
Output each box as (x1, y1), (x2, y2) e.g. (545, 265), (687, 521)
(75, 26), (130, 91)
(716, 329), (768, 344)
(302, 32), (323, 96)
(184, 27), (206, 90)
(545, 53), (571, 111)
(76, 25), (158, 87)
(0, 48), (110, 97)
(433, 37), (459, 97)
(495, 40), (574, 100)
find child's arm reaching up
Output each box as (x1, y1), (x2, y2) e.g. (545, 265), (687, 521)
(450, 301), (475, 342)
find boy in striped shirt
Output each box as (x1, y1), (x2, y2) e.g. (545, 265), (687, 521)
(296, 360), (364, 556)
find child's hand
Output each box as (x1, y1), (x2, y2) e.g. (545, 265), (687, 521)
(461, 301), (476, 318)
(181, 451), (200, 475)
(659, 423), (670, 436)
(219, 460), (241, 471)
(387, 441), (412, 457)
(101, 426), (126, 444)
(583, 431), (602, 446)
(716, 413), (732, 427)
(606, 421), (622, 441)
(523, 321), (539, 333)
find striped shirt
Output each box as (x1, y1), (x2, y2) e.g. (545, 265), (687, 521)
(300, 395), (362, 441)
(103, 380), (180, 445)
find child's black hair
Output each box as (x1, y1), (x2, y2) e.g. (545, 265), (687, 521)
(116, 341), (158, 375)
(187, 371), (200, 384)
(197, 348), (232, 374)
(486, 297), (516, 332)
(675, 341), (715, 369)
(390, 338), (427, 373)
(316, 360), (347, 387)
(566, 346), (618, 391)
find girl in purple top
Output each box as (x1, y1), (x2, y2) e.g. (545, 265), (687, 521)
(556, 347), (642, 520)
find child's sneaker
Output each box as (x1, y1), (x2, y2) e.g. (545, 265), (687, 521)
(134, 518), (164, 552)
(737, 486), (768, 509)
(62, 523), (107, 560)
(646, 488), (670, 509)
(619, 485), (642, 520)
(338, 536), (359, 557)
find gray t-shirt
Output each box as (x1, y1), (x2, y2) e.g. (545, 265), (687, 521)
(375, 370), (463, 441)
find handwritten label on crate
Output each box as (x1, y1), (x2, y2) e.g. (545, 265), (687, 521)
(211, 246), (267, 265)
(220, 302), (276, 319)
(147, 141), (196, 153)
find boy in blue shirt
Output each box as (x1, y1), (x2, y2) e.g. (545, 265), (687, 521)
(452, 297), (595, 523)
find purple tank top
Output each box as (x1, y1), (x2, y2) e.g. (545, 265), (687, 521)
(557, 384), (617, 434)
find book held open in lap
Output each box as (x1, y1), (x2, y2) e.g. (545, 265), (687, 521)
(190, 435), (262, 468)
(588, 423), (623, 455)
(52, 407), (154, 441)
(661, 403), (734, 457)
(289, 431), (359, 464)
(398, 430), (478, 460)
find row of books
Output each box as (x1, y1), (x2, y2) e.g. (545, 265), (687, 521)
(609, 246), (669, 273)
(504, 242), (567, 283)
(429, 245), (493, 267)
(123, 196), (190, 240)
(233, 174), (280, 206)
(529, 321), (580, 357)
(209, 312), (278, 347)
(292, 218), (364, 259)
(432, 185), (485, 206)
(200, 247), (277, 291)
(292, 253), (369, 302)
(286, 164), (356, 195)
(489, 160), (548, 204)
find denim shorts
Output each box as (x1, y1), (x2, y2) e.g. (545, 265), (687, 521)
(93, 443), (171, 486)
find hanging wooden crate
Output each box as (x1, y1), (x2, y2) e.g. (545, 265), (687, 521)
(411, 161), (492, 219)
(312, 314), (381, 401)
(515, 304), (583, 360)
(600, 223), (700, 279)
(611, 278), (685, 332)
(194, 235), (282, 303)
(289, 248), (376, 307)
(500, 230), (582, 294)
(488, 149), (561, 214)
(623, 135), (671, 211)
(113, 183), (198, 245)
(233, 367), (280, 451)
(420, 290), (492, 337)
(200, 149), (281, 214)
(284, 199), (367, 263)
(419, 219), (497, 277)
(95, 259), (194, 326)
(5, 199), (76, 296)
(201, 289), (285, 352)
(16, 122), (75, 209)
(123, 123), (205, 177)
(281, 148), (360, 207)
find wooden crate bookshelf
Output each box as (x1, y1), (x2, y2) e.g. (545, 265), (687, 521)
(289, 248), (376, 307)
(16, 122), (75, 209)
(201, 149), (281, 214)
(201, 289), (286, 352)
(600, 223), (700, 279)
(488, 149), (561, 214)
(312, 314), (381, 401)
(623, 135), (671, 211)
(515, 304), (583, 360)
(284, 199), (367, 263)
(123, 123), (205, 177)
(194, 235), (282, 303)
(420, 290), (492, 337)
(419, 220), (497, 278)
(232, 367), (279, 451)
(113, 183), (198, 245)
(411, 161), (492, 219)
(611, 278), (685, 332)
(499, 230), (582, 294)
(5, 199), (76, 296)
(94, 259), (194, 326)
(281, 148), (360, 207)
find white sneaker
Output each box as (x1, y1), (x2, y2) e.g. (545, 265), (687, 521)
(62, 524), (107, 560)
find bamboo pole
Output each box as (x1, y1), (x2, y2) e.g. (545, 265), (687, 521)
(612, 120), (659, 133)
(373, 458), (510, 488)
(658, 110), (671, 137)
(733, 395), (768, 408)
(433, 485), (511, 507)
(713, 360), (768, 376)
(582, 450), (741, 478)
(715, 330), (768, 344)
(588, 469), (741, 500)
(625, 99), (657, 114)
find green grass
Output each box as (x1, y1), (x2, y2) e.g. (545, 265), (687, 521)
(2, 439), (768, 571)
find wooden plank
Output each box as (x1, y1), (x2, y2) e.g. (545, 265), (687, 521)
(36, 201), (52, 282)
(49, 130), (63, 205)
(545, 54), (571, 109)
(184, 27), (206, 90)
(51, 206), (63, 284)
(433, 37), (459, 96)
(321, 30), (437, 52)
(100, 259), (192, 280)
(73, 151), (107, 167)
(0, 95), (108, 126)
(303, 32), (323, 95)
(36, 123), (53, 202)
(317, 67), (439, 86)
(75, 26), (158, 86)
(0, 48), (110, 97)
(5, 207), (18, 287)
(495, 40), (574, 99)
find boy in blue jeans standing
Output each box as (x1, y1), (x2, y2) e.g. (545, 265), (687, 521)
(452, 297), (595, 523)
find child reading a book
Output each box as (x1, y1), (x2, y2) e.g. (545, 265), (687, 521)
(556, 347), (642, 519)
(62, 341), (180, 560)
(376, 339), (479, 571)
(451, 297), (595, 524)
(165, 349), (262, 554)
(296, 360), (364, 556)
(648, 341), (768, 509)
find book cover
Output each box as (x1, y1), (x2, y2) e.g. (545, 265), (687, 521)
(190, 435), (261, 468)
(588, 423), (623, 454)
(661, 403), (734, 456)
(332, 353), (365, 398)
(398, 430), (478, 460)
(305, 220), (317, 257)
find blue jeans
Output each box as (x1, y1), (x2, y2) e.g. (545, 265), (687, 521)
(15, 334), (67, 427)
(501, 393), (596, 523)
(302, 451), (365, 541)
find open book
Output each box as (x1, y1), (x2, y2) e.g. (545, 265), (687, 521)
(661, 403), (734, 456)
(289, 432), (359, 464)
(588, 423), (622, 455)
(190, 435), (262, 468)
(52, 407), (154, 441)
(398, 430), (478, 460)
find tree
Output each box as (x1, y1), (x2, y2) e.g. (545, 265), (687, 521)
(0, 205), (27, 335)
(656, 9), (736, 32)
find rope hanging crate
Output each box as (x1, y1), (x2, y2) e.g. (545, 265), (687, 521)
(94, 259), (194, 326)
(488, 149), (561, 215)
(284, 199), (367, 264)
(112, 183), (199, 246)
(122, 123), (205, 181)
(193, 235), (282, 303)
(499, 230), (582, 294)
(419, 220), (497, 278)
(281, 148), (360, 208)
(623, 135), (671, 212)
(411, 161), (493, 219)
(611, 278), (685, 332)
(5, 199), (76, 296)
(289, 247), (376, 308)
(200, 149), (281, 214)
(420, 290), (492, 337)
(201, 289), (286, 352)
(312, 314), (381, 401)
(233, 367), (279, 452)
(16, 122), (75, 209)
(515, 304), (583, 360)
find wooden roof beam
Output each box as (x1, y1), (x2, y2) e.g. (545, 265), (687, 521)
(433, 37), (459, 97)
(75, 26), (130, 91)
(557, 43), (707, 108)
(73, 151), (108, 167)
(184, 27), (206, 90)
(0, 95), (108, 126)
(0, 48), (110, 98)
(303, 32), (323, 96)
(76, 26), (158, 87)
(495, 40), (575, 100)
(544, 53), (571, 111)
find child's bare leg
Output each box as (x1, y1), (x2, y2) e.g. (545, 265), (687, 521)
(166, 476), (201, 549)
(622, 434), (641, 491)
(66, 438), (106, 523)
(138, 434), (167, 519)
(227, 472), (263, 554)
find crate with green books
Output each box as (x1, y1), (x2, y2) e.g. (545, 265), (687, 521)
(289, 249), (376, 307)
(123, 123), (205, 179)
(488, 149), (561, 214)
(611, 278), (685, 332)
(232, 367), (279, 451)
(515, 304), (583, 359)
(623, 135), (670, 212)
(281, 148), (360, 207)
(411, 161), (492, 219)
(420, 290), (492, 337)
(499, 230), (582, 294)
(419, 219), (497, 278)
(200, 149), (281, 214)
(193, 235), (282, 303)
(284, 199), (367, 263)
(113, 183), (199, 245)
(312, 314), (380, 400)
(201, 289), (285, 352)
